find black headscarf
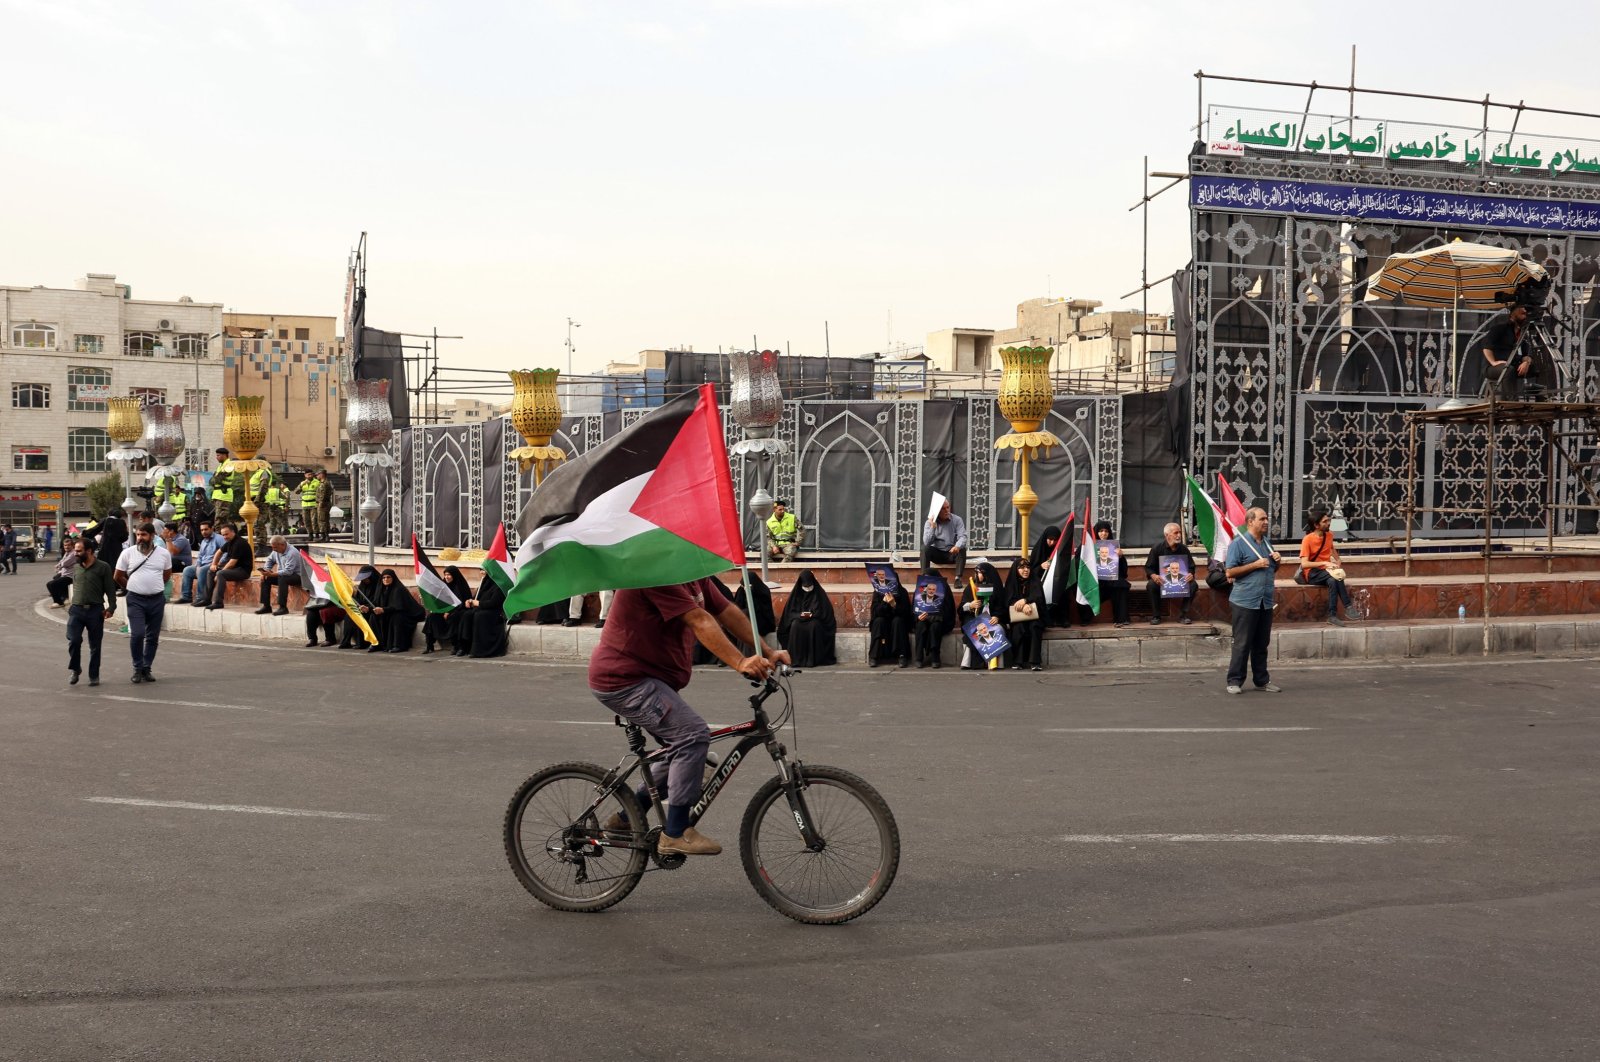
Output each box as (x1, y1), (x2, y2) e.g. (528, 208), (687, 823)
(475, 569), (507, 612)
(871, 577), (912, 623)
(440, 565), (469, 610)
(355, 566), (382, 609)
(380, 568), (425, 620)
(960, 561), (1008, 619)
(1031, 526), (1060, 568)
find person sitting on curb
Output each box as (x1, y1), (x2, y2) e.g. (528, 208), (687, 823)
(765, 501), (803, 562)
(1145, 522), (1197, 626)
(254, 536), (303, 616)
(1298, 508), (1355, 627)
(205, 524), (254, 609)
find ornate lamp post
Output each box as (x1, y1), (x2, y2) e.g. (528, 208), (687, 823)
(507, 369), (567, 488)
(344, 379), (396, 569)
(729, 349), (785, 586)
(994, 346), (1061, 549)
(105, 397), (149, 522)
(139, 404), (187, 522)
(221, 396), (269, 555)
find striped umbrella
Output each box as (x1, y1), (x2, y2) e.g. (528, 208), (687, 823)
(1364, 240), (1546, 396)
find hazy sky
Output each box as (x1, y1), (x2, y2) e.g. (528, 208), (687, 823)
(4, 0), (1597, 374)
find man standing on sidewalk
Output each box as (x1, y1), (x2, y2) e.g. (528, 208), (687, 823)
(115, 522), (173, 684)
(1, 523), (17, 574)
(66, 539), (117, 687)
(1222, 506), (1282, 696)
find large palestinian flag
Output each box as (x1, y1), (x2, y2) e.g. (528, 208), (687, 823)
(502, 384), (745, 615)
(1073, 503), (1101, 614)
(1041, 512), (1077, 607)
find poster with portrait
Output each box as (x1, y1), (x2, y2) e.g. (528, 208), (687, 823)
(912, 573), (946, 615)
(963, 615), (1010, 662)
(1092, 539), (1120, 580)
(1158, 555), (1192, 597)
(865, 562), (899, 593)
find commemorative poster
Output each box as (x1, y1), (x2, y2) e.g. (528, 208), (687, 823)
(1158, 555), (1192, 598)
(913, 573), (946, 615)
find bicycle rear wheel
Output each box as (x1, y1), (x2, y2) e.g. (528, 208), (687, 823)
(739, 765), (899, 925)
(503, 761), (648, 913)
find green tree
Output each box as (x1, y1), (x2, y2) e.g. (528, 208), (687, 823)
(83, 473), (125, 520)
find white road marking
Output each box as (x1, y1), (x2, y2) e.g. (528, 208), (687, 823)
(84, 797), (383, 821)
(98, 695), (255, 711)
(1044, 727), (1317, 733)
(1060, 833), (1456, 844)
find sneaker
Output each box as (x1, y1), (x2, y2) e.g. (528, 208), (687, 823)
(50, 602), (65, 609)
(1328, 615), (1346, 627)
(1256, 683), (1282, 693)
(657, 827), (721, 857)
(1181, 616), (1193, 625)
(1149, 616), (1161, 625)
(1226, 685), (1243, 695)
(1031, 665), (1042, 672)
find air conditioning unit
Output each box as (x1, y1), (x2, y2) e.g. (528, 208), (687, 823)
(158, 319), (173, 331)
(323, 447), (337, 457)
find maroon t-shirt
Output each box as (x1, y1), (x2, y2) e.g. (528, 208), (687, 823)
(587, 577), (732, 693)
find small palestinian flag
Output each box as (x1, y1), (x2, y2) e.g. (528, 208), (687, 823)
(482, 522), (517, 594)
(411, 534), (460, 613)
(1186, 474), (1234, 563)
(299, 549), (378, 645)
(1073, 504), (1101, 614)
(503, 384), (744, 615)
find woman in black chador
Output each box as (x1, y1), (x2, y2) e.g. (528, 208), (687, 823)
(1033, 513), (1076, 627)
(1078, 519), (1131, 628)
(459, 568), (509, 658)
(342, 565), (383, 649)
(867, 576), (912, 668)
(958, 562), (1009, 671)
(424, 565), (469, 654)
(777, 570), (836, 667)
(913, 571), (956, 669)
(374, 568), (425, 653)
(1003, 555), (1046, 671)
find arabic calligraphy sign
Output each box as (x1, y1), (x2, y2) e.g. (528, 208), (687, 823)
(1210, 106), (1600, 178)
(1191, 174), (1600, 235)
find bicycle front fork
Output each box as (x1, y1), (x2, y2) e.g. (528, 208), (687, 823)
(770, 743), (826, 853)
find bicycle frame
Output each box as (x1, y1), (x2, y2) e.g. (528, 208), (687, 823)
(575, 677), (826, 854)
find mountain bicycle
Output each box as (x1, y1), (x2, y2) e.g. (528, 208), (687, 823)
(503, 668), (899, 924)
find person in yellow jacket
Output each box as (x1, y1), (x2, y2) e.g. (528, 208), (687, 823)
(765, 500), (803, 562)
(298, 471), (323, 539)
(209, 448), (237, 524)
(153, 476), (187, 522)
(251, 467), (286, 538)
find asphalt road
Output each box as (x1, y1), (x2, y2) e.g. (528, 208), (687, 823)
(2, 569), (1598, 1061)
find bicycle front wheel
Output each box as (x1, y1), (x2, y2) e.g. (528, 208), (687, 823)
(503, 761), (648, 913)
(739, 765), (899, 925)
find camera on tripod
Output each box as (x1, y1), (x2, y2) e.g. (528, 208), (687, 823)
(1493, 273), (1554, 320)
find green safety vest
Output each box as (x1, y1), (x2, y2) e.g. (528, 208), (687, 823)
(767, 512), (798, 542)
(171, 491), (187, 518)
(265, 485), (284, 506)
(300, 479), (320, 506)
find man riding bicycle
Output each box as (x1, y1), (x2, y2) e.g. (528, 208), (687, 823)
(588, 576), (790, 857)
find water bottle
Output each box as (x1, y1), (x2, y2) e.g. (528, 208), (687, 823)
(1456, 605), (1466, 623)
(118, 622), (130, 634)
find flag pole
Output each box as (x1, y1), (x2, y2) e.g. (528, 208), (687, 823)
(738, 563), (767, 655)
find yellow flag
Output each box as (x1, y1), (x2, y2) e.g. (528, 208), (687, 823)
(326, 557), (379, 645)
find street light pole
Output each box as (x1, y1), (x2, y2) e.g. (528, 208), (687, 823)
(565, 317), (581, 374)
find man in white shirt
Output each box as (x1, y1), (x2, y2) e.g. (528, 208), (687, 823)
(115, 522), (173, 684)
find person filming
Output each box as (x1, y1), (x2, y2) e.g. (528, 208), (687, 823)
(1481, 304), (1533, 399)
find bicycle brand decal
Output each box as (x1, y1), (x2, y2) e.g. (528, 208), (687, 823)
(691, 748), (743, 818)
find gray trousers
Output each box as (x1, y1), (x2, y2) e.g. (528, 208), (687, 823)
(1227, 603), (1273, 688)
(592, 677), (710, 809)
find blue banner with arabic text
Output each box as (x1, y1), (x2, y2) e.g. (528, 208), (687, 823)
(1192, 175), (1600, 235)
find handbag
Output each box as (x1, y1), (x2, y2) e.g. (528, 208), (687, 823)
(1327, 565), (1347, 581)
(1008, 602), (1038, 623)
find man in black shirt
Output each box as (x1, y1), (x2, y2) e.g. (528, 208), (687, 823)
(1481, 305), (1533, 398)
(1145, 522), (1197, 625)
(205, 524), (255, 609)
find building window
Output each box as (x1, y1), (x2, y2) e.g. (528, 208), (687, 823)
(294, 327), (310, 341)
(129, 386), (167, 408)
(11, 383), (50, 408)
(67, 366), (112, 410)
(183, 388), (210, 414)
(68, 428), (111, 473)
(307, 378), (320, 403)
(278, 328), (288, 340)
(12, 446), (49, 472)
(75, 334), (105, 354)
(124, 332), (160, 357)
(173, 333), (210, 357)
(183, 447), (204, 470)
(11, 322), (57, 349)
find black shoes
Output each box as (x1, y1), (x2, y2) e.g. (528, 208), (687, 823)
(69, 670), (80, 685)
(868, 658), (879, 668)
(131, 671), (144, 684)
(899, 657), (910, 668)
(272, 608), (289, 616)
(141, 670), (155, 683)
(88, 677), (100, 687)
(562, 619), (580, 628)
(305, 639), (319, 648)
(254, 607), (272, 615)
